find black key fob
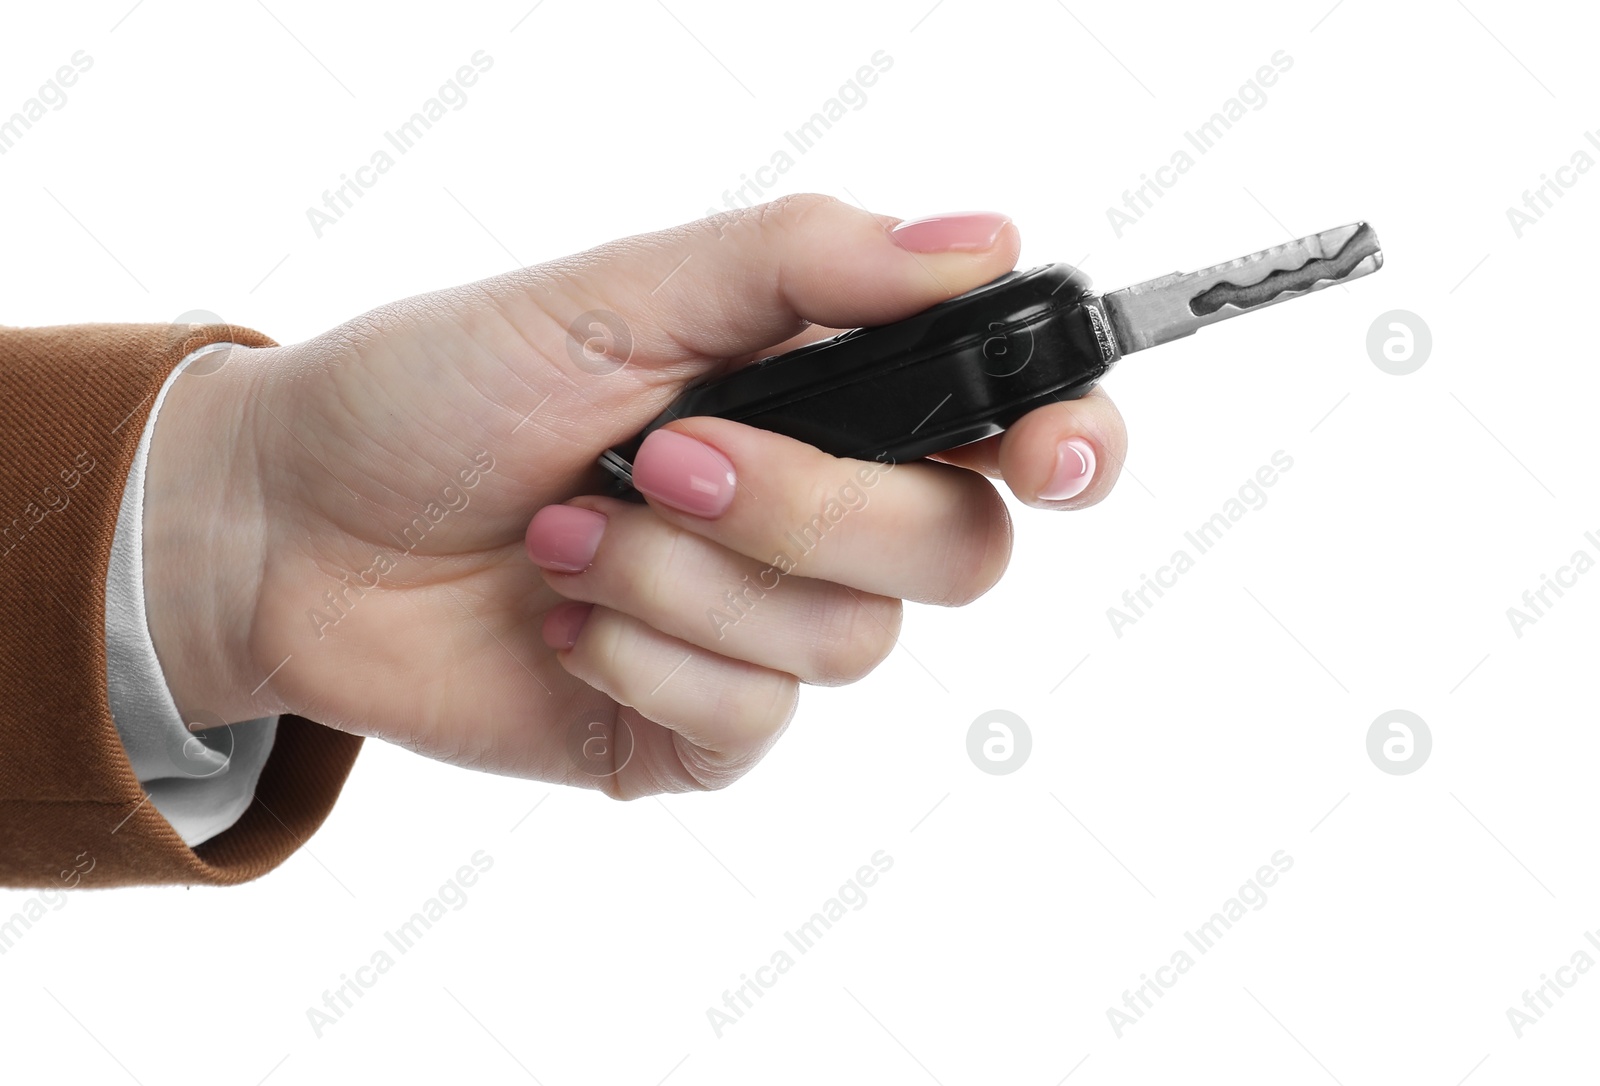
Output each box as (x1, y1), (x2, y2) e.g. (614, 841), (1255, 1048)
(598, 263), (1120, 495)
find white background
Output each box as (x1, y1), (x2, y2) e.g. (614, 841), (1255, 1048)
(2, 0), (1597, 1082)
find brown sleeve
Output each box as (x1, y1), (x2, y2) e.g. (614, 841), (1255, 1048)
(0, 323), (362, 888)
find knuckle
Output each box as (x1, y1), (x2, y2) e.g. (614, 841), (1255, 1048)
(693, 192), (839, 247)
(607, 521), (682, 614)
(673, 674), (797, 790)
(809, 594), (901, 685)
(939, 570), (995, 608)
(753, 191), (839, 231)
(773, 459), (851, 578)
(713, 670), (799, 748)
(935, 491), (1013, 606)
(672, 734), (745, 792)
(581, 612), (632, 692)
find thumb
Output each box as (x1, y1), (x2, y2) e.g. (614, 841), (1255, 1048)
(491, 194), (1021, 374)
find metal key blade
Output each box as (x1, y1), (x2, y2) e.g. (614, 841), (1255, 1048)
(1101, 222), (1382, 354)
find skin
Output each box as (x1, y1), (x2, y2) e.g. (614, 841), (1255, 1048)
(141, 194), (1128, 797)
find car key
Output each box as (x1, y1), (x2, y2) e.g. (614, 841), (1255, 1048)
(598, 222), (1382, 494)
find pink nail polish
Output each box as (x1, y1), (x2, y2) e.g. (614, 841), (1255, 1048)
(889, 211), (1011, 253)
(542, 602), (593, 650)
(632, 429), (737, 518)
(526, 505), (607, 572)
(1040, 438), (1096, 501)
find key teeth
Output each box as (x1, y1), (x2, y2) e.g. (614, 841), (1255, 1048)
(1187, 224), (1382, 317)
(1312, 222), (1366, 256)
(1208, 259), (1377, 315)
(1188, 222), (1378, 290)
(1100, 221), (1384, 354)
(1193, 243), (1306, 281)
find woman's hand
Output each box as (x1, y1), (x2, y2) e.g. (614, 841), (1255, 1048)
(141, 195), (1128, 796)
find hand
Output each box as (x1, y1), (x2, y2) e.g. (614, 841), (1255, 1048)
(142, 195), (1127, 796)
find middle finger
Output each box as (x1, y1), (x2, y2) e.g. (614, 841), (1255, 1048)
(626, 416), (1015, 607)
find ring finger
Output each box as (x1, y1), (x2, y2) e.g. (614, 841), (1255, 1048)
(527, 496), (903, 685)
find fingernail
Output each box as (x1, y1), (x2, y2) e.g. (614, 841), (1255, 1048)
(1040, 437), (1096, 501)
(526, 505), (607, 572)
(632, 429), (736, 518)
(889, 211), (1011, 254)
(542, 602), (593, 650)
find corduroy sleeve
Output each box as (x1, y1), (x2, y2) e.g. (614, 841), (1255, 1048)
(0, 323), (362, 888)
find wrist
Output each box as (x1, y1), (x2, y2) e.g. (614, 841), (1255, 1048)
(142, 343), (275, 726)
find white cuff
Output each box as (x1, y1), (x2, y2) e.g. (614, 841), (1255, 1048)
(104, 343), (278, 848)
